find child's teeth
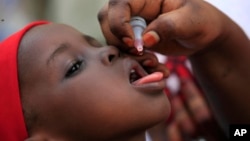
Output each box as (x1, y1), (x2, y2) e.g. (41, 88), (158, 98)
(130, 69), (135, 73)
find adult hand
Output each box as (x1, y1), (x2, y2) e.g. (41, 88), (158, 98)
(165, 79), (227, 141)
(147, 78), (227, 141)
(98, 0), (226, 56)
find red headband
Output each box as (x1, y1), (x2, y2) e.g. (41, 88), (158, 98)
(0, 21), (49, 141)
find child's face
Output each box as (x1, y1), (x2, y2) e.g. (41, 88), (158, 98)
(19, 23), (170, 140)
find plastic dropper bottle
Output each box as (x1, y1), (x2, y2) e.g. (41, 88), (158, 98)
(130, 16), (147, 55)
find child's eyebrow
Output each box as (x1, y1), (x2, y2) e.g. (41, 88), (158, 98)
(83, 35), (96, 43)
(47, 43), (70, 65)
(47, 35), (100, 65)
(83, 34), (103, 47)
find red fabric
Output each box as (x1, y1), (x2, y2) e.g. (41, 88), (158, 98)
(0, 21), (49, 141)
(165, 56), (197, 123)
(166, 56), (193, 81)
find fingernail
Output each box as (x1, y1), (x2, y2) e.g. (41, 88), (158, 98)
(122, 37), (134, 47)
(143, 31), (160, 47)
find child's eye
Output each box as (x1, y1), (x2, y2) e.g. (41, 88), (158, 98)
(65, 60), (83, 78)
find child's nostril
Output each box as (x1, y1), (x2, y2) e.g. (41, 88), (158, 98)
(108, 55), (116, 62)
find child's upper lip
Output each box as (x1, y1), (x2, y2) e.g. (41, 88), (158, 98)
(123, 57), (147, 84)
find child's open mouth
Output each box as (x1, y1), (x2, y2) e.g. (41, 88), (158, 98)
(129, 68), (143, 83)
(127, 59), (165, 90)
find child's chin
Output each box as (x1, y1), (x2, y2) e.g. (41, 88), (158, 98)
(145, 97), (171, 127)
(157, 97), (171, 122)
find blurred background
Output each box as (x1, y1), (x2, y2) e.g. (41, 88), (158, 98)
(0, 0), (107, 42)
(0, 0), (250, 42)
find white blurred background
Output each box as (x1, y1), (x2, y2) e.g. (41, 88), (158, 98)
(0, 0), (249, 42)
(0, 0), (107, 42)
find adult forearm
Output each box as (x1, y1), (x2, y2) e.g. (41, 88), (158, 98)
(189, 17), (250, 134)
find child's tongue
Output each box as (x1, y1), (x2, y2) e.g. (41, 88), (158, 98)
(133, 72), (163, 85)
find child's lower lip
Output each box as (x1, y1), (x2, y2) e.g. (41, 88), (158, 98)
(131, 79), (166, 93)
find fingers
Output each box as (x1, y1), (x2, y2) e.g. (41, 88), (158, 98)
(98, 0), (163, 46)
(171, 96), (196, 136)
(141, 0), (211, 55)
(141, 13), (197, 55)
(166, 95), (198, 140)
(99, 0), (223, 56)
(129, 51), (170, 78)
(180, 79), (228, 140)
(98, 0), (195, 55)
(98, 0), (140, 43)
(145, 8), (200, 43)
(128, 51), (158, 66)
(180, 79), (211, 123)
(166, 122), (183, 141)
(106, 0), (134, 39)
(98, 4), (126, 49)
(146, 63), (170, 78)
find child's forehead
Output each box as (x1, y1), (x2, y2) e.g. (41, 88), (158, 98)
(22, 23), (101, 48)
(25, 23), (83, 39)
(21, 23), (91, 49)
(19, 23), (101, 64)
(19, 24), (81, 58)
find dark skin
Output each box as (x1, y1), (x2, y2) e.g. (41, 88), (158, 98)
(18, 23), (170, 141)
(98, 0), (250, 135)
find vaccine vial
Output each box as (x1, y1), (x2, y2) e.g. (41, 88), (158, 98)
(130, 16), (147, 55)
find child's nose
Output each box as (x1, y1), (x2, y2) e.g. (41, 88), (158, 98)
(100, 46), (120, 65)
